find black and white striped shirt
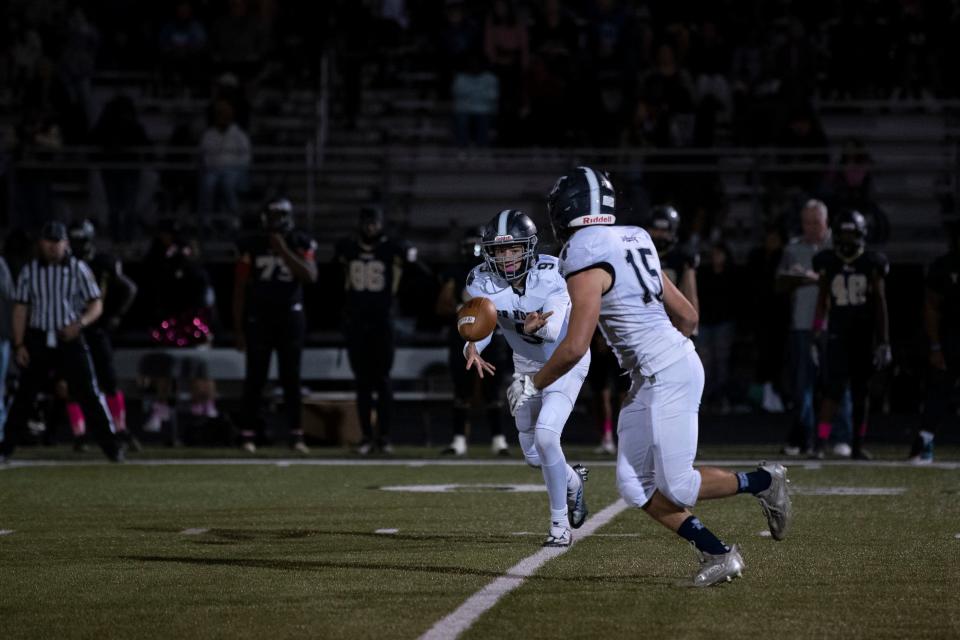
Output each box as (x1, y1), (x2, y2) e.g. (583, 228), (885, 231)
(14, 257), (102, 332)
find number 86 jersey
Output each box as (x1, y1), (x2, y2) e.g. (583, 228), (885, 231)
(560, 225), (693, 377)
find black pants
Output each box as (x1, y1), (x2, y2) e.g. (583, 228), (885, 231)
(920, 345), (959, 435)
(448, 341), (502, 438)
(345, 319), (394, 441)
(85, 327), (118, 395)
(823, 332), (874, 442)
(242, 310), (306, 443)
(2, 330), (118, 459)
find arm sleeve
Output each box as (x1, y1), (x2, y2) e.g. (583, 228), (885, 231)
(14, 266), (30, 304)
(463, 332), (494, 358)
(533, 273), (569, 342)
(0, 258), (14, 301)
(78, 261), (102, 302)
(463, 268), (495, 355)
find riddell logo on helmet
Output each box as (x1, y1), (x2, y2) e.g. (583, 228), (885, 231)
(494, 235), (514, 241)
(578, 215), (614, 225)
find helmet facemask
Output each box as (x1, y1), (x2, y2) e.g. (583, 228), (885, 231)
(835, 230), (865, 261)
(483, 237), (538, 282)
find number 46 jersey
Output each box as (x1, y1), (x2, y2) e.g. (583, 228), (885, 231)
(560, 225), (694, 377)
(813, 248), (889, 335)
(465, 255), (574, 368)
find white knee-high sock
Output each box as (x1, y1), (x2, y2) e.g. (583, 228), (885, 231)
(535, 428), (568, 523)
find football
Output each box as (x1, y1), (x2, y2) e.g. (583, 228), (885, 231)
(457, 296), (497, 341)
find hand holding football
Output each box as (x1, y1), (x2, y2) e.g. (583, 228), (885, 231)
(457, 297), (497, 341)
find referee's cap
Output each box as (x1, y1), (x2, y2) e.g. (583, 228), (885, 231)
(40, 221), (68, 242)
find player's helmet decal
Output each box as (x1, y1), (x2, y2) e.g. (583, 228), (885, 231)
(546, 166), (616, 241)
(834, 209), (867, 261)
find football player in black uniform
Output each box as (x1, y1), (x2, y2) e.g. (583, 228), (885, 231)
(908, 220), (960, 463)
(234, 199), (318, 453)
(335, 206), (416, 454)
(435, 226), (508, 456)
(65, 220), (139, 450)
(811, 210), (891, 460)
(645, 205), (699, 313)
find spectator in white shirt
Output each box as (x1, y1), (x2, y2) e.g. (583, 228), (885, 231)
(198, 98), (251, 221)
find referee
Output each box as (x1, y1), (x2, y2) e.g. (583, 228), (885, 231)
(0, 222), (123, 463)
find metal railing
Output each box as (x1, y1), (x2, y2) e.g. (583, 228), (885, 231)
(5, 143), (958, 248)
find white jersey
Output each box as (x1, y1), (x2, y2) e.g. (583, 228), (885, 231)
(560, 225), (694, 376)
(465, 255), (571, 368)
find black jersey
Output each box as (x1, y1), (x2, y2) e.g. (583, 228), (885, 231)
(335, 234), (414, 318)
(814, 248), (889, 334)
(927, 251), (960, 339)
(237, 229), (317, 310)
(660, 244), (699, 286)
(87, 252), (131, 328)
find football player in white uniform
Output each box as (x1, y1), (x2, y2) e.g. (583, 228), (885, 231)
(464, 209), (590, 547)
(508, 167), (793, 587)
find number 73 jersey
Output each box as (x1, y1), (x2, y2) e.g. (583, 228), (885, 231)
(813, 248), (889, 334)
(559, 225), (693, 376)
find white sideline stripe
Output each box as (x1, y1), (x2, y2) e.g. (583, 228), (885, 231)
(0, 529), (14, 536)
(375, 528), (399, 535)
(511, 531), (642, 538)
(419, 499), (628, 640)
(2, 458), (959, 470)
(180, 528), (209, 535)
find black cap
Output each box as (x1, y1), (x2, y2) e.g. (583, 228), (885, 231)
(41, 221), (68, 242)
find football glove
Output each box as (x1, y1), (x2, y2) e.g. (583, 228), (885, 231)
(507, 373), (537, 416)
(873, 343), (892, 369)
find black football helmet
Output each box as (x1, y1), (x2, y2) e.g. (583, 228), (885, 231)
(68, 219), (96, 261)
(461, 225), (484, 260)
(359, 205), (385, 241)
(481, 209), (538, 281)
(646, 205), (680, 254)
(546, 166), (616, 242)
(260, 198), (294, 233)
(833, 209), (867, 261)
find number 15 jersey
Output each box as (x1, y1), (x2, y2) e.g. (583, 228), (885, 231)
(560, 225), (694, 376)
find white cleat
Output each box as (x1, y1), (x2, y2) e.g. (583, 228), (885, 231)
(692, 544), (745, 587)
(567, 465), (589, 529)
(543, 524), (572, 547)
(491, 434), (509, 457)
(442, 434), (467, 456)
(756, 462), (792, 541)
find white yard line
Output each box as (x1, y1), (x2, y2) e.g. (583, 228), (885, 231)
(418, 499), (628, 640)
(1, 458), (958, 470)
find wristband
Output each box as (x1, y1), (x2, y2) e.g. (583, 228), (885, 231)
(812, 316), (826, 332)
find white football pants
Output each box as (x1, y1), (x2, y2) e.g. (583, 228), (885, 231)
(616, 350), (704, 509)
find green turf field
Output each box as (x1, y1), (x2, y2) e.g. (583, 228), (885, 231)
(2, 447), (959, 639)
